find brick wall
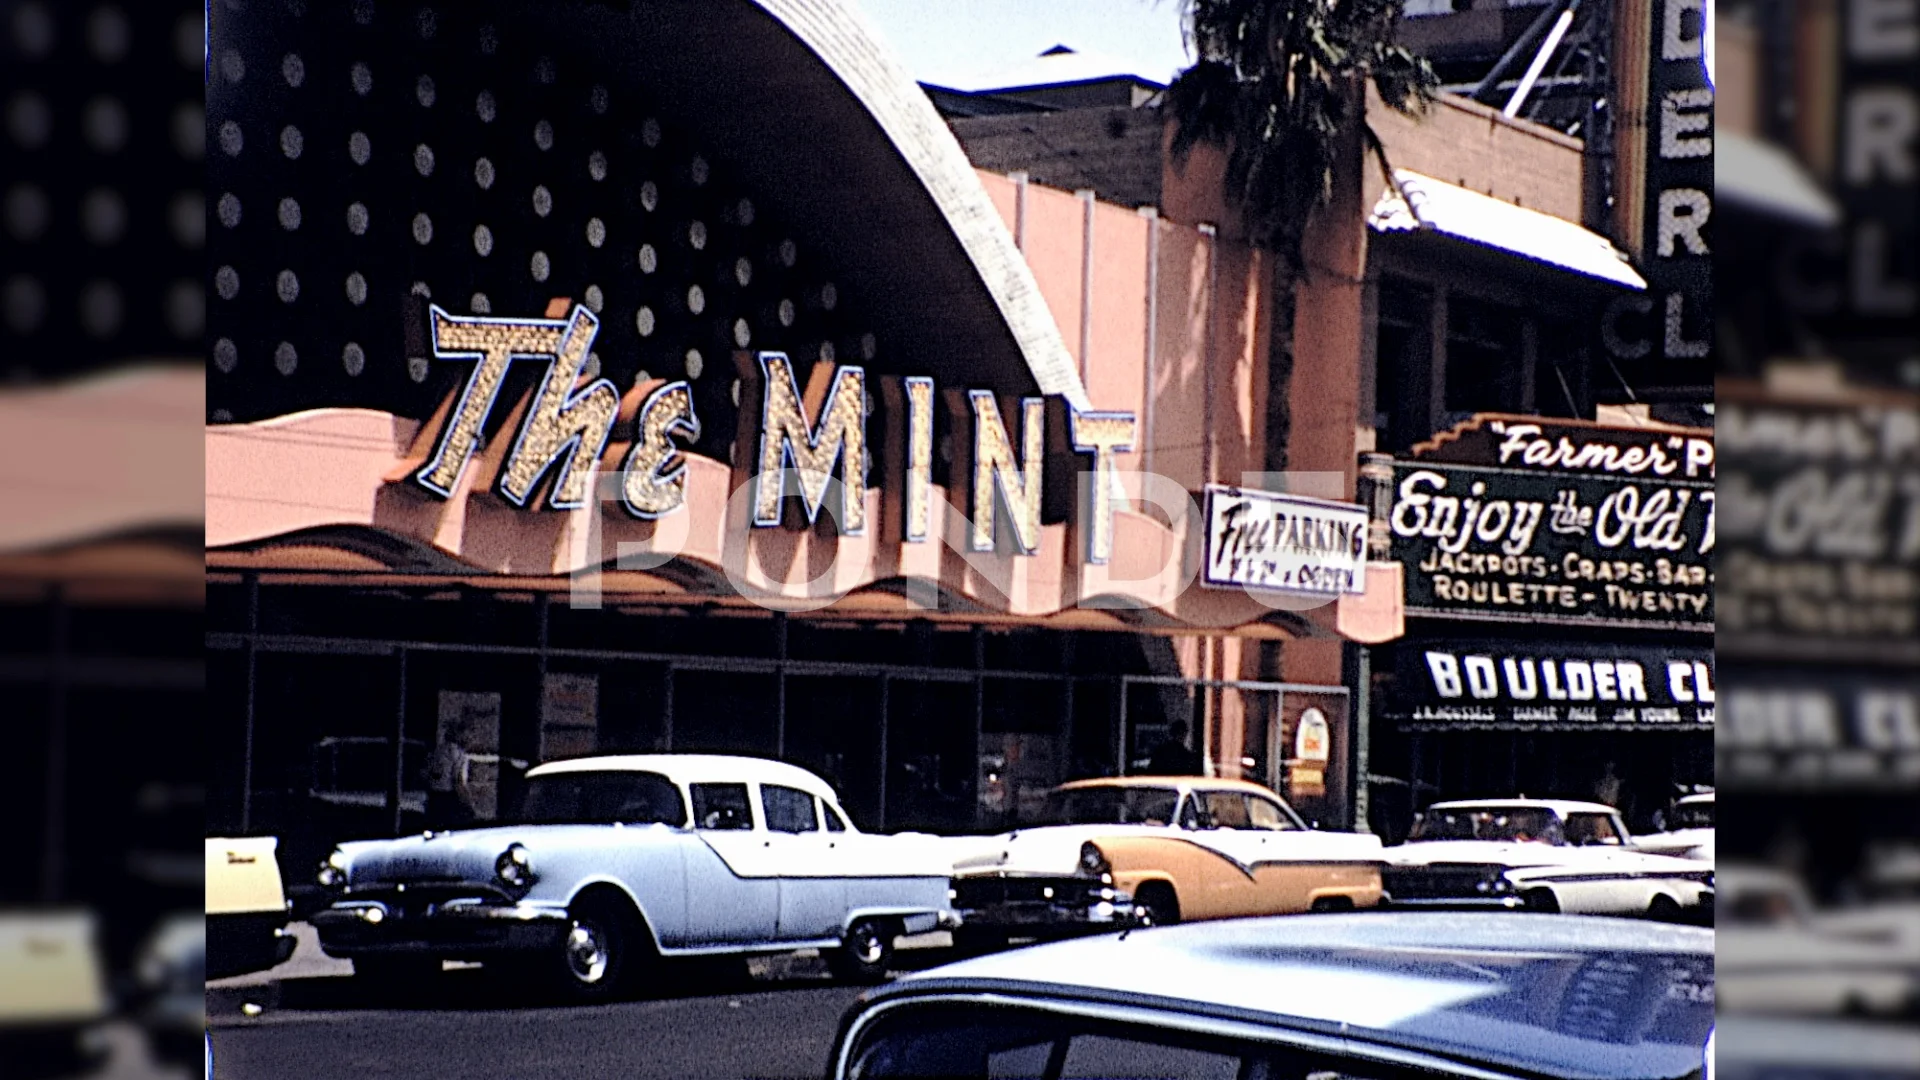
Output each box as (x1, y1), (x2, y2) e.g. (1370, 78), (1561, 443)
(1365, 83), (1585, 221)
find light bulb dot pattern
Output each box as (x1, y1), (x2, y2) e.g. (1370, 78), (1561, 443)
(200, 0), (884, 444)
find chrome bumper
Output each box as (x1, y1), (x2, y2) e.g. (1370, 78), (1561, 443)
(1381, 894), (1527, 911)
(312, 898), (571, 957)
(955, 897), (1138, 932)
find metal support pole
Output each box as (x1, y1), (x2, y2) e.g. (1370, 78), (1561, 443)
(42, 586), (67, 902)
(774, 612), (789, 759)
(1470, 0), (1572, 102)
(1505, 0), (1582, 117)
(1353, 645), (1372, 834)
(1059, 636), (1076, 784)
(661, 664), (675, 751)
(519, 591), (550, 814)
(877, 674), (890, 832)
(972, 626), (986, 828)
(241, 573), (259, 834)
(391, 647), (408, 836)
(1113, 676), (1128, 776)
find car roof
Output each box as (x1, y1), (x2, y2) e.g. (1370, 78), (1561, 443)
(862, 913), (1713, 1080)
(1425, 798), (1620, 816)
(526, 754), (839, 800)
(1675, 792), (1713, 806)
(1056, 776), (1284, 798)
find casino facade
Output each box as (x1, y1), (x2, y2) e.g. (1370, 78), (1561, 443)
(203, 0), (1701, 882)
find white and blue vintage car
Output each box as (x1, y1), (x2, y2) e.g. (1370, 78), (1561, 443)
(1382, 799), (1715, 920)
(312, 754), (957, 1000)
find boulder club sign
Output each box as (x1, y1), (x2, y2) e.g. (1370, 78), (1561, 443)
(1391, 641), (1716, 731)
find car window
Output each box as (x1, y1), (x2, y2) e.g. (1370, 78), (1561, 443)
(1059, 1035), (1240, 1079)
(763, 785), (819, 833)
(520, 771), (687, 827)
(1247, 796), (1299, 831)
(1565, 813), (1623, 846)
(1176, 794), (1202, 830)
(1668, 800), (1714, 829)
(1410, 807), (1562, 843)
(1041, 786), (1179, 827)
(822, 800), (848, 833)
(1202, 791), (1252, 829)
(690, 783), (755, 831)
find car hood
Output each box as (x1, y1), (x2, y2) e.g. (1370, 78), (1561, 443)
(1630, 828), (1715, 857)
(949, 825), (1384, 876)
(1385, 840), (1708, 875)
(337, 823), (678, 885)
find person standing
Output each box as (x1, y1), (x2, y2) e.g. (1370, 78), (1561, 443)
(424, 721), (474, 830)
(1147, 720), (1203, 776)
(1592, 760), (1622, 808)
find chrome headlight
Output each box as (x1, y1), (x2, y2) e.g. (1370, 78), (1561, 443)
(496, 843), (535, 888)
(1078, 842), (1110, 877)
(317, 849), (348, 889)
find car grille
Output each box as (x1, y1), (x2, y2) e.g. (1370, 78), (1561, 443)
(344, 882), (512, 917)
(1385, 863), (1501, 899)
(953, 876), (1098, 909)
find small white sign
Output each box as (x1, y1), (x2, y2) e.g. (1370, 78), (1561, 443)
(1296, 708), (1331, 764)
(1202, 485), (1369, 596)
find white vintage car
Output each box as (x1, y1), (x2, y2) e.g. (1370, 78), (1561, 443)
(1631, 791), (1714, 861)
(206, 836), (295, 979)
(1716, 862), (1920, 1019)
(1382, 799), (1714, 919)
(1820, 845), (1920, 950)
(945, 776), (1385, 951)
(312, 754), (957, 1000)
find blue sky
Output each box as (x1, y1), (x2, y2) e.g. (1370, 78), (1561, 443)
(849, 0), (1194, 89)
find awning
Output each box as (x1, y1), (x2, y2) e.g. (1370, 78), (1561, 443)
(1369, 169), (1647, 290)
(1716, 130), (1842, 228)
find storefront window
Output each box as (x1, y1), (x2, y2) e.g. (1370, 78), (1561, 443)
(1444, 294), (1525, 420)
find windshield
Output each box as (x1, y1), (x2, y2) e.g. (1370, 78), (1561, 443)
(1035, 787), (1180, 827)
(1410, 807), (1563, 844)
(1667, 801), (1714, 829)
(845, 1004), (1466, 1080)
(520, 771), (687, 827)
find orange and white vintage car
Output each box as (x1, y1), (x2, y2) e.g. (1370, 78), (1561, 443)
(946, 777), (1385, 951)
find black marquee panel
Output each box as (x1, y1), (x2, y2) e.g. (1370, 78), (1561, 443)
(205, 0), (882, 467)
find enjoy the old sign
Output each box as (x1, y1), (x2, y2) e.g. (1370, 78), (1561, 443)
(1386, 459), (1714, 629)
(1201, 486), (1368, 597)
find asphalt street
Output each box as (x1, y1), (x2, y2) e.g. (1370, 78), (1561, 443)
(204, 924), (955, 1080)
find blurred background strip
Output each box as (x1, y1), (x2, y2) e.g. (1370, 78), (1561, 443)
(0, 0), (207, 1077)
